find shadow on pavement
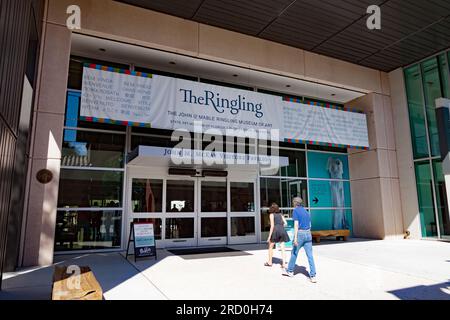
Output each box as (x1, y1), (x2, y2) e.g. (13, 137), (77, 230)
(388, 281), (450, 300)
(0, 252), (164, 300)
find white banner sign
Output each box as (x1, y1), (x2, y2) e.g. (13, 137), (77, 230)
(80, 66), (369, 148)
(81, 67), (153, 123)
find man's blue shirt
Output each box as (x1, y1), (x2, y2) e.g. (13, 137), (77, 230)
(292, 205), (311, 230)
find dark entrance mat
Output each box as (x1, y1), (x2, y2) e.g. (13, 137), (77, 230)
(167, 247), (251, 259)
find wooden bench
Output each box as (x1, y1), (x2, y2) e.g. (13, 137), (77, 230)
(311, 230), (350, 243)
(52, 266), (103, 300)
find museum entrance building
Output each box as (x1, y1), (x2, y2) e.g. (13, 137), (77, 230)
(12, 0), (450, 271)
(54, 47), (358, 253)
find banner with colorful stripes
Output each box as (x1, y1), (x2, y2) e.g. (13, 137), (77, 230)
(79, 64), (369, 150)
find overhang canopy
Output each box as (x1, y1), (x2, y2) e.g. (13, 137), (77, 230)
(117, 0), (450, 72)
(127, 145), (289, 170)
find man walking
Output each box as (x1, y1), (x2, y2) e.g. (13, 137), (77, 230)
(283, 197), (317, 282)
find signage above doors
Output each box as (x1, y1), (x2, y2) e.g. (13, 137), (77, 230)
(80, 64), (369, 149)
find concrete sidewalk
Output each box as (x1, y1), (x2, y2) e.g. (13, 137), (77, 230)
(1, 239), (449, 300)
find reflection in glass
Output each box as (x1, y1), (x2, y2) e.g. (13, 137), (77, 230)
(415, 161), (437, 237)
(231, 217), (255, 237)
(279, 149), (306, 177)
(404, 65), (429, 159)
(201, 218), (227, 237)
(260, 178), (281, 209)
(231, 182), (254, 212)
(57, 169), (123, 208)
(54, 210), (122, 251)
(165, 218), (194, 239)
(133, 218), (162, 240)
(132, 179), (163, 212)
(281, 179), (307, 208)
(421, 57), (442, 157)
(166, 180), (194, 212)
(62, 130), (125, 168)
(201, 181), (227, 212)
(259, 148), (306, 177)
(432, 160), (450, 238)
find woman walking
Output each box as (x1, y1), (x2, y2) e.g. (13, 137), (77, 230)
(265, 203), (290, 267)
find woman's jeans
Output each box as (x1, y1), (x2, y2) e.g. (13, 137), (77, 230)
(287, 230), (316, 277)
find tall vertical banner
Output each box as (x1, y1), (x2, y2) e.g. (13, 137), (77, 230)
(80, 65), (369, 149)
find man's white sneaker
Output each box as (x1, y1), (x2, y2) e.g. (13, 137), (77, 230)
(310, 276), (317, 283)
(282, 269), (294, 277)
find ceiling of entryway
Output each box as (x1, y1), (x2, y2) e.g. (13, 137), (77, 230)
(71, 33), (366, 103)
(116, 0), (450, 72)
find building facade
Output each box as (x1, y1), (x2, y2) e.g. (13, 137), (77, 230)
(404, 51), (450, 239)
(0, 0), (44, 286)
(0, 0), (449, 276)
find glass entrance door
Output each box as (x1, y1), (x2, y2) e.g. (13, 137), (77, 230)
(165, 178), (197, 247)
(127, 169), (258, 248)
(228, 180), (257, 244)
(198, 178), (228, 246)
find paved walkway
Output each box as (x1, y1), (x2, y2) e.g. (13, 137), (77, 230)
(1, 239), (449, 300)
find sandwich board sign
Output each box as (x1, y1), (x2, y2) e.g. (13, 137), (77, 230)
(126, 222), (157, 262)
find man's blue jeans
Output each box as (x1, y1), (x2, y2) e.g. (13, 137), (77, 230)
(287, 230), (316, 277)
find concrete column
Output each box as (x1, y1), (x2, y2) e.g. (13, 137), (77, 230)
(345, 93), (404, 239)
(388, 68), (422, 239)
(21, 21), (71, 267)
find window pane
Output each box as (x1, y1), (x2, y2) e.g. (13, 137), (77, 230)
(422, 57), (442, 157)
(62, 130), (125, 168)
(165, 218), (194, 239)
(415, 161), (437, 237)
(132, 179), (163, 212)
(231, 182), (255, 212)
(201, 217), (227, 237)
(133, 218), (162, 240)
(166, 180), (194, 212)
(404, 65), (429, 158)
(260, 178), (281, 208)
(281, 178), (308, 207)
(259, 145), (306, 177)
(54, 210), (122, 251)
(432, 160), (450, 238)
(279, 149), (306, 177)
(201, 181), (227, 212)
(58, 170), (123, 208)
(231, 217), (255, 236)
(438, 54), (449, 99)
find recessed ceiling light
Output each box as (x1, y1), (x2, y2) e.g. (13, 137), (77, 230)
(286, 85), (291, 88)
(233, 74), (238, 77)
(169, 61), (176, 65)
(331, 93), (336, 97)
(99, 48), (106, 52)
